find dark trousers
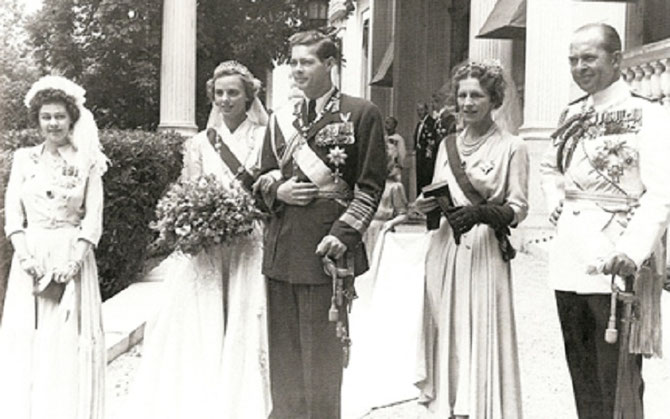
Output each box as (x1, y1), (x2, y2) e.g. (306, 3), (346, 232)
(267, 278), (345, 419)
(555, 291), (644, 419)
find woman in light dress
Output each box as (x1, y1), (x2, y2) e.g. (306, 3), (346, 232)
(414, 61), (529, 419)
(122, 61), (271, 419)
(0, 75), (108, 419)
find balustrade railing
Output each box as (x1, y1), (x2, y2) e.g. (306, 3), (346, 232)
(622, 38), (670, 108)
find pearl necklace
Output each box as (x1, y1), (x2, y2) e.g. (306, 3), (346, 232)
(459, 123), (497, 157)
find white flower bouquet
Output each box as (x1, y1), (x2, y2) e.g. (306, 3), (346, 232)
(149, 175), (263, 256)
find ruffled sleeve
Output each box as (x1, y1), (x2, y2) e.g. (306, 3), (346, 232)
(181, 134), (204, 181)
(4, 149), (28, 238)
(77, 163), (104, 246)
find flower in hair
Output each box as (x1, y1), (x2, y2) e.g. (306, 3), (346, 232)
(24, 75), (86, 108)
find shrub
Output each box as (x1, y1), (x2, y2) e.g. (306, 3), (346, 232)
(0, 129), (185, 303)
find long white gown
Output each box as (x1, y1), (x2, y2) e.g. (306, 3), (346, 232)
(416, 125), (529, 419)
(120, 117), (271, 419)
(0, 144), (106, 419)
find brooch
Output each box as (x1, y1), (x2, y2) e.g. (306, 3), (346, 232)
(326, 146), (348, 182)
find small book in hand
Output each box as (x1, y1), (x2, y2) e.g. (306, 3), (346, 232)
(422, 181), (455, 231)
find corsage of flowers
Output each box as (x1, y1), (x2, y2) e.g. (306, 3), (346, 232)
(591, 137), (638, 183)
(149, 175), (264, 256)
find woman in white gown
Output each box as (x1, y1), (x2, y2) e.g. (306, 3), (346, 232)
(414, 61), (529, 419)
(0, 75), (108, 419)
(122, 61), (271, 419)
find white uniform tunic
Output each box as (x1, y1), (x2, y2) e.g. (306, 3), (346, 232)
(541, 79), (670, 294)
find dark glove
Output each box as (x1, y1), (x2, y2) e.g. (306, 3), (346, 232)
(445, 204), (516, 245)
(475, 204), (515, 229)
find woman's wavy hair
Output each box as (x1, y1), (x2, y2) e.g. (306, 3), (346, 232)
(206, 61), (261, 111)
(451, 60), (506, 111)
(28, 88), (80, 128)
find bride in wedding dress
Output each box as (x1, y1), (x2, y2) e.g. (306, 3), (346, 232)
(120, 61), (271, 419)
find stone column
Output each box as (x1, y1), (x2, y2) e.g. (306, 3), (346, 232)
(521, 0), (629, 140)
(468, 0), (514, 69)
(158, 0), (198, 136)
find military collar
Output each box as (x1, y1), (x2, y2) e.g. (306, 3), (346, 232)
(293, 88), (341, 136)
(588, 79), (630, 113)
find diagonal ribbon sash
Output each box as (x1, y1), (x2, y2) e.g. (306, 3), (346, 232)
(206, 128), (255, 192)
(272, 105), (352, 199)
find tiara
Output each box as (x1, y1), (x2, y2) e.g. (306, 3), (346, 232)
(215, 60), (261, 91)
(24, 75), (86, 108)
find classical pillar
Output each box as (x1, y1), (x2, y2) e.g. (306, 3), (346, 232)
(158, 0), (198, 136)
(468, 0), (514, 69)
(521, 0), (629, 140)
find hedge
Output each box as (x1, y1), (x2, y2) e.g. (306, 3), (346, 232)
(0, 128), (185, 307)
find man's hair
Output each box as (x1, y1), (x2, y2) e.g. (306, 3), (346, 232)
(575, 23), (622, 54)
(385, 116), (398, 127)
(289, 30), (340, 62)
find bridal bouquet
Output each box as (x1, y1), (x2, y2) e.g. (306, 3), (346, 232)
(149, 175), (263, 256)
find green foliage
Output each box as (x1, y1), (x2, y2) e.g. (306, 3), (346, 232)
(95, 129), (184, 299)
(22, 0), (314, 130)
(0, 129), (184, 301)
(0, 0), (40, 131)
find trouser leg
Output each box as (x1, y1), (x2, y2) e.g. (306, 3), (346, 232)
(268, 279), (307, 419)
(587, 295), (644, 418)
(555, 291), (604, 419)
(297, 283), (345, 419)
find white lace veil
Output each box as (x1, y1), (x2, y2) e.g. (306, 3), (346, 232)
(206, 61), (269, 131)
(25, 75), (109, 174)
(492, 65), (523, 135)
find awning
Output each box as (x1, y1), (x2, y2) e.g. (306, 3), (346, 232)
(369, 41), (393, 87)
(477, 0), (526, 40)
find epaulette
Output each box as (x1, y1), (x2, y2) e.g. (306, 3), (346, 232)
(631, 91), (659, 103)
(568, 94), (588, 105)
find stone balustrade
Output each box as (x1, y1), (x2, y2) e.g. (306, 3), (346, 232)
(621, 38), (670, 108)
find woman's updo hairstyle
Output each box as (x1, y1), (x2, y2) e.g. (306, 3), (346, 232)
(451, 60), (506, 111)
(28, 88), (81, 127)
(206, 61), (261, 111)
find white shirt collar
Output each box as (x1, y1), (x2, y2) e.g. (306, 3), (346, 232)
(588, 79), (630, 112)
(308, 86), (336, 115)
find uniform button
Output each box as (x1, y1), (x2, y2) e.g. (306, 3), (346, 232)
(573, 210), (581, 215)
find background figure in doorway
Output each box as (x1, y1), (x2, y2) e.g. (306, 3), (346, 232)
(384, 116), (407, 171)
(414, 101), (438, 194)
(362, 143), (408, 263)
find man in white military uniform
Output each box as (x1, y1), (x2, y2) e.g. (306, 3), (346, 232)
(541, 23), (670, 419)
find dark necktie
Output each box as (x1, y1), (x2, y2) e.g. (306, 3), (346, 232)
(307, 99), (317, 124)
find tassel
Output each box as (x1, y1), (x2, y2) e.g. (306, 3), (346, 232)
(629, 241), (664, 357)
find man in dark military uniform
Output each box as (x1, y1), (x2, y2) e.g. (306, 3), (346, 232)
(414, 101), (438, 193)
(255, 30), (386, 419)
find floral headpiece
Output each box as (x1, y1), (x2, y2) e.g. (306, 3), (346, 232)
(458, 59), (504, 79)
(24, 75), (108, 174)
(24, 75), (86, 108)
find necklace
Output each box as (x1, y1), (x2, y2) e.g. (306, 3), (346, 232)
(459, 123), (497, 157)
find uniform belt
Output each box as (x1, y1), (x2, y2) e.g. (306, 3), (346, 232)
(316, 189), (353, 201)
(564, 190), (639, 206)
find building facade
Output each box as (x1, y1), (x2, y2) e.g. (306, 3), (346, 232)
(313, 0), (670, 229)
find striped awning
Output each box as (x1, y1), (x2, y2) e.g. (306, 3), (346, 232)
(369, 41), (393, 87)
(477, 0), (526, 40)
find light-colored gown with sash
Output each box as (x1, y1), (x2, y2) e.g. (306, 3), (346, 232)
(121, 117), (271, 419)
(415, 124), (529, 419)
